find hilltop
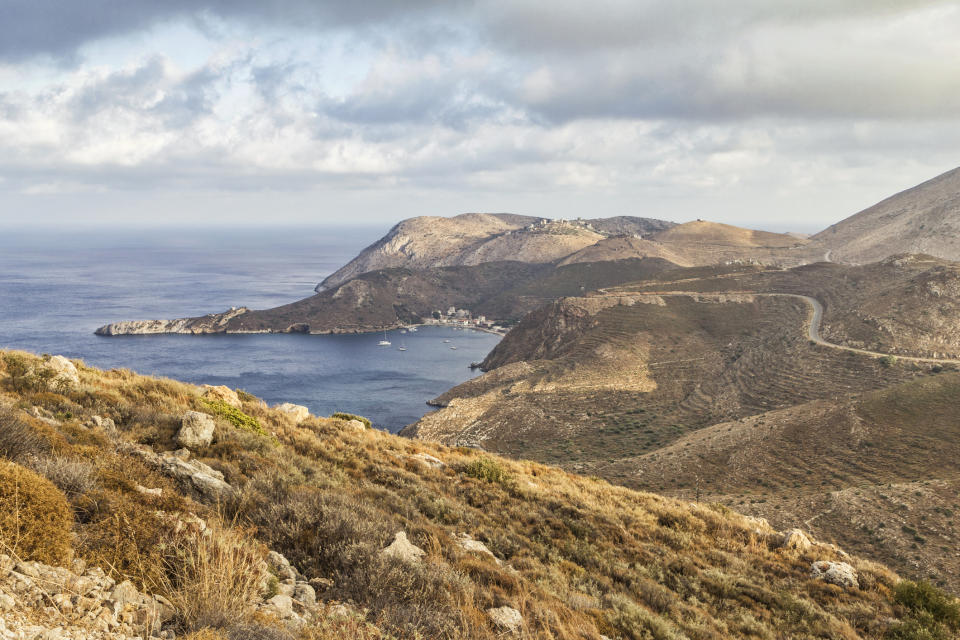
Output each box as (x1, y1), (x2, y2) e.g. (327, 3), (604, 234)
(318, 213), (675, 290)
(812, 166), (960, 264)
(3, 349), (950, 639)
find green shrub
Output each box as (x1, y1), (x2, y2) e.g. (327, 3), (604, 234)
(0, 460), (73, 565)
(895, 580), (960, 626)
(200, 399), (268, 437)
(880, 355), (898, 368)
(464, 456), (510, 485)
(332, 412), (371, 429)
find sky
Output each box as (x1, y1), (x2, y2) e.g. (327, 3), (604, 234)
(0, 1), (959, 232)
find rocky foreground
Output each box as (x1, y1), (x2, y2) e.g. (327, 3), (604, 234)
(2, 349), (955, 638)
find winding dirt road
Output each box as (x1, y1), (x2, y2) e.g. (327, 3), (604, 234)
(598, 290), (960, 366)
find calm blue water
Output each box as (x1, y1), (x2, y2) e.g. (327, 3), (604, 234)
(0, 227), (500, 432)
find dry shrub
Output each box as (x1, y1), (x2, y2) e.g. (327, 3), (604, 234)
(29, 455), (98, 496)
(0, 407), (51, 461)
(0, 460), (73, 565)
(181, 630), (228, 640)
(226, 621), (294, 640)
(160, 522), (267, 631)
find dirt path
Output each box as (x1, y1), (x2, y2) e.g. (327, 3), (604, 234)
(596, 290), (960, 365)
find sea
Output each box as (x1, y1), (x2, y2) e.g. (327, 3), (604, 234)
(0, 226), (500, 432)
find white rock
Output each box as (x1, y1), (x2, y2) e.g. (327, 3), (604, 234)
(135, 484), (162, 498)
(266, 594), (295, 618)
(201, 384), (243, 408)
(110, 580), (139, 607)
(381, 531), (426, 563)
(177, 411), (216, 449)
(781, 528), (813, 552)
(455, 533), (499, 563)
(274, 403), (310, 423)
(811, 561), (859, 588)
(487, 606), (523, 633)
(46, 355), (79, 388)
(0, 593), (14, 610)
(411, 453), (445, 468)
(345, 419), (366, 431)
(293, 582), (316, 607)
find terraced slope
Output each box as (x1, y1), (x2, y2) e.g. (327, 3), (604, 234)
(406, 292), (919, 468)
(625, 373), (960, 592)
(613, 254), (960, 359)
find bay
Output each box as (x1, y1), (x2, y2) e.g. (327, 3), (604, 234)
(0, 226), (499, 431)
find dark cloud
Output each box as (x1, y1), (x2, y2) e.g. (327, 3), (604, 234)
(0, 0), (460, 60)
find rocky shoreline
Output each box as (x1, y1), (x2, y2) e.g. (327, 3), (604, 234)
(96, 316), (507, 338)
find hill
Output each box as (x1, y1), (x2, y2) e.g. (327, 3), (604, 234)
(560, 220), (814, 268)
(96, 258), (683, 335)
(812, 166), (960, 264)
(318, 214), (675, 290)
(2, 350), (948, 639)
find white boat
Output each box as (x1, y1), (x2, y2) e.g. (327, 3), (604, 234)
(398, 346), (407, 351)
(377, 330), (391, 346)
(449, 345), (457, 350)
(443, 339), (451, 343)
(398, 341), (408, 351)
(408, 327), (418, 332)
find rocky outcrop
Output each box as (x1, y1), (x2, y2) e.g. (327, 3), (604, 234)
(94, 307), (250, 336)
(201, 385), (242, 409)
(811, 561), (859, 588)
(46, 355), (80, 388)
(176, 412), (215, 449)
(0, 553), (173, 638)
(274, 403), (310, 423)
(380, 532), (425, 563)
(780, 528), (813, 552)
(486, 606), (523, 633)
(123, 445), (233, 502)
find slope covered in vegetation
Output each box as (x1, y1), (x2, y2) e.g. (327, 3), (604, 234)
(0, 350), (956, 639)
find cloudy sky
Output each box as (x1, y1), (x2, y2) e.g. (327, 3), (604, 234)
(1, 1), (958, 231)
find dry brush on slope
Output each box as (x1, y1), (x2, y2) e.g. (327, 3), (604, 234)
(0, 350), (952, 639)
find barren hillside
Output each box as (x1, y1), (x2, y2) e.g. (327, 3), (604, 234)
(812, 165), (960, 264)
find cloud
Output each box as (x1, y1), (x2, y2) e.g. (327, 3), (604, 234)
(0, 1), (959, 229)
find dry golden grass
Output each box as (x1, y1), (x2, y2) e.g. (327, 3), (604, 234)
(158, 521), (267, 631)
(1, 348), (955, 639)
(0, 459), (73, 565)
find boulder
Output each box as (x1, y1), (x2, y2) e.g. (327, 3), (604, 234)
(780, 528), (813, 552)
(381, 531), (426, 563)
(455, 533), (499, 563)
(46, 356), (79, 388)
(811, 561), (859, 588)
(275, 403), (310, 423)
(265, 594), (295, 619)
(345, 419), (367, 431)
(411, 453), (445, 469)
(124, 444), (234, 502)
(487, 606), (523, 633)
(267, 550), (298, 581)
(177, 411), (216, 449)
(110, 580), (139, 607)
(293, 582), (316, 607)
(201, 385), (243, 408)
